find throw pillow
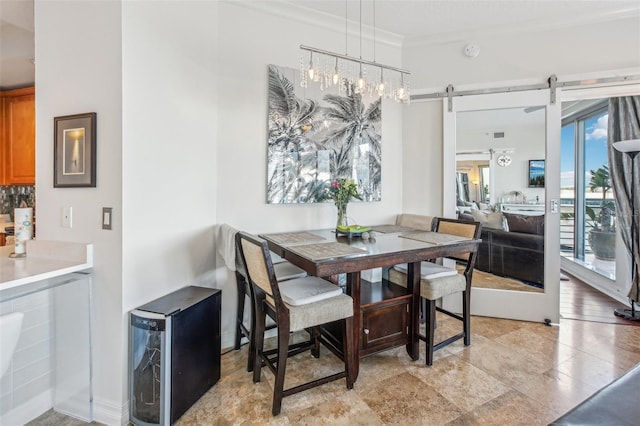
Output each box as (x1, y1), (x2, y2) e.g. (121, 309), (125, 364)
(504, 213), (544, 235)
(470, 210), (506, 230)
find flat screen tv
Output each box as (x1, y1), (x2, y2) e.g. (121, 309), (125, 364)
(528, 159), (545, 188)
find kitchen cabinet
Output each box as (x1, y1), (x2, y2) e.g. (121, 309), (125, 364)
(1, 87), (35, 185)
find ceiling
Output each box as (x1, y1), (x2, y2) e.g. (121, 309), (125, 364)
(1, 0), (638, 90)
(291, 0), (639, 42)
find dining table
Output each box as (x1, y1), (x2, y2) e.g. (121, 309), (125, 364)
(260, 225), (481, 380)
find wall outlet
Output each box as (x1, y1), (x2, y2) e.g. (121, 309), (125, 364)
(62, 206), (72, 228)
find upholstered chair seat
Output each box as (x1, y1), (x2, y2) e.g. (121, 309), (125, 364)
(389, 264), (466, 300)
(237, 231), (355, 416)
(216, 223), (306, 372)
(387, 218), (481, 366)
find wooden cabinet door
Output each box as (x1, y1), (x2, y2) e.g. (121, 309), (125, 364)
(2, 87), (35, 185)
(360, 297), (410, 357)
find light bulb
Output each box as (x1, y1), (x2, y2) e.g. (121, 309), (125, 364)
(332, 58), (339, 85)
(377, 69), (385, 96)
(397, 87), (405, 98)
(307, 53), (314, 80)
(358, 72), (366, 91)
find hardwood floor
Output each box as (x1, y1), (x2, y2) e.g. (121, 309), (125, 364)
(560, 271), (640, 326)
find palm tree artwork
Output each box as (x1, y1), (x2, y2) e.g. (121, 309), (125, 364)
(266, 64), (382, 204)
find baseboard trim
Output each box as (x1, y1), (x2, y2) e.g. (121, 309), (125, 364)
(0, 390), (52, 425)
(93, 396), (128, 426)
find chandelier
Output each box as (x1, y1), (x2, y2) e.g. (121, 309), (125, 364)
(299, 0), (411, 103)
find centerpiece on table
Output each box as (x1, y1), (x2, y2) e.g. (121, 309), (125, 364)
(323, 178), (363, 231)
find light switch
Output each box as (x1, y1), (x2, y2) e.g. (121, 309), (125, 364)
(102, 207), (112, 230)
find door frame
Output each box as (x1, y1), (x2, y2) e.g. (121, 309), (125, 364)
(442, 90), (561, 324)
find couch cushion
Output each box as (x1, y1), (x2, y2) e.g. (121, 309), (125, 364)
(504, 213), (544, 235)
(470, 210), (506, 230)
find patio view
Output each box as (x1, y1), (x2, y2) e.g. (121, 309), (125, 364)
(560, 101), (616, 280)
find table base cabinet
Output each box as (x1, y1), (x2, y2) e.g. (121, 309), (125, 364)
(321, 280), (410, 358)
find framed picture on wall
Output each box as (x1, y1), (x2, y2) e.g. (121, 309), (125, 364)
(528, 159), (545, 188)
(54, 113), (97, 187)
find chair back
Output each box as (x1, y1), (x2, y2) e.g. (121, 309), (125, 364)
(396, 213), (435, 231)
(434, 218), (482, 266)
(236, 232), (283, 305)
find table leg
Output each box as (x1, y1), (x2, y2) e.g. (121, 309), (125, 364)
(406, 262), (420, 360)
(346, 271), (361, 380)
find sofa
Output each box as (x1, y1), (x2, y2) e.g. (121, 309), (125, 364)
(551, 362), (640, 425)
(460, 210), (545, 286)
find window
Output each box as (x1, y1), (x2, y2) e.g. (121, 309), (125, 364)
(560, 100), (616, 280)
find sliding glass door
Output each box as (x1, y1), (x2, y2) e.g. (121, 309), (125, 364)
(561, 100), (616, 280)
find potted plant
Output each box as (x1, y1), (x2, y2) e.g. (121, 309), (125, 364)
(586, 165), (616, 260)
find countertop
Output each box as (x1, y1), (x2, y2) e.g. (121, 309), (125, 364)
(0, 240), (93, 291)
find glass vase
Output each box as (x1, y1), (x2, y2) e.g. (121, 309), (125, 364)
(336, 203), (348, 229)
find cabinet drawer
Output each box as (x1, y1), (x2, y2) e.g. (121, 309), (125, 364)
(361, 297), (410, 356)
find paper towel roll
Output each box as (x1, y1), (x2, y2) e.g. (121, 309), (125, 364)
(14, 208), (33, 255)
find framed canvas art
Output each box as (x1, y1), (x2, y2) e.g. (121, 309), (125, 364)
(54, 113), (96, 187)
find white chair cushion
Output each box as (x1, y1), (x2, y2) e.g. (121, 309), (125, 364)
(393, 262), (458, 280)
(270, 251), (286, 264)
(273, 261), (307, 281)
(387, 267), (466, 300)
(278, 276), (343, 306)
(287, 293), (353, 331)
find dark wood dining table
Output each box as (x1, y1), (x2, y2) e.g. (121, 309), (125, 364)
(260, 226), (481, 380)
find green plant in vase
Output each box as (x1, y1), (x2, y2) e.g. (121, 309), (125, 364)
(322, 178), (362, 231)
(586, 165), (616, 260)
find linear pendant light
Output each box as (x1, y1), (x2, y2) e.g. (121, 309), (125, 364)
(299, 0), (411, 103)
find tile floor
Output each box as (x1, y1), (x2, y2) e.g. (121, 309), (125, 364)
(28, 313), (640, 425)
(175, 313), (640, 425)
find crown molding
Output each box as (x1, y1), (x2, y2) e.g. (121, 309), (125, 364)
(403, 5), (640, 48)
(225, 0), (405, 49)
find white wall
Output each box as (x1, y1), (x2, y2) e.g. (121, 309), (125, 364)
(216, 2), (403, 232)
(34, 1), (404, 424)
(457, 121), (546, 204)
(121, 1), (220, 424)
(31, 1), (640, 424)
(215, 2), (404, 345)
(402, 16), (640, 218)
(401, 100), (444, 216)
(35, 0), (123, 422)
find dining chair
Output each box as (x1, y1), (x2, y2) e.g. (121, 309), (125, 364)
(216, 224), (307, 372)
(234, 239), (307, 372)
(236, 231), (355, 416)
(388, 217), (481, 365)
